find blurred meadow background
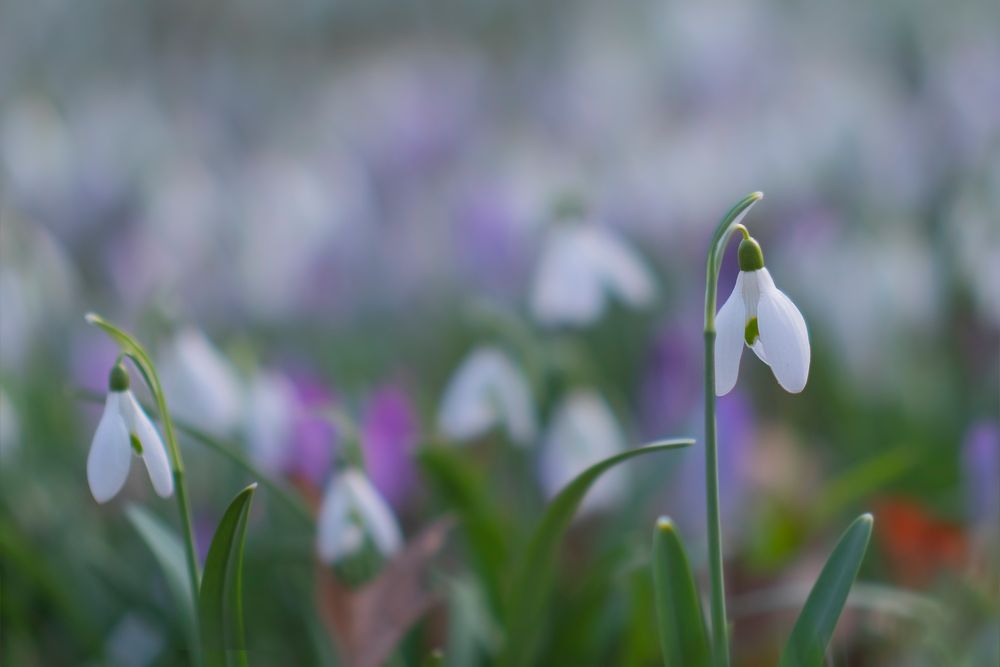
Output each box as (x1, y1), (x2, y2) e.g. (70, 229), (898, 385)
(1, 0), (998, 665)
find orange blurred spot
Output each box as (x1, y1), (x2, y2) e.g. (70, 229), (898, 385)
(875, 498), (968, 587)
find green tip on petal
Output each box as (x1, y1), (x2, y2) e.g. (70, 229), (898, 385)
(109, 363), (130, 392)
(738, 237), (765, 271)
(130, 433), (144, 455)
(744, 317), (760, 346)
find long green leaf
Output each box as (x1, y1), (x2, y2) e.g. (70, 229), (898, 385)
(780, 513), (874, 667)
(652, 517), (710, 667)
(199, 483), (257, 667)
(126, 505), (198, 651)
(418, 446), (509, 610)
(499, 439), (694, 667)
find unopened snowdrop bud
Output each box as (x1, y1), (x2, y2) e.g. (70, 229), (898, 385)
(87, 363), (173, 503)
(715, 234), (810, 395)
(316, 468), (402, 565)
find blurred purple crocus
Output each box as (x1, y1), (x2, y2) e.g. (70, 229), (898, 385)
(284, 370), (339, 488)
(962, 421), (999, 527)
(640, 324), (702, 438)
(361, 383), (420, 509)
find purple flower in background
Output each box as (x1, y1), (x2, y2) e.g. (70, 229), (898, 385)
(962, 421), (999, 527)
(285, 370), (339, 488)
(455, 187), (528, 296)
(671, 390), (755, 551)
(361, 383), (420, 509)
(640, 325), (702, 438)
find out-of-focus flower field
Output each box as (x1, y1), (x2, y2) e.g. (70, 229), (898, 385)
(1, 1), (997, 665)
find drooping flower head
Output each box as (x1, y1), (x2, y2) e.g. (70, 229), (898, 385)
(715, 233), (810, 395)
(87, 363), (173, 503)
(437, 346), (536, 446)
(316, 467), (402, 565)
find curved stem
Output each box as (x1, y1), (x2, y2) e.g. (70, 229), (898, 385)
(702, 192), (762, 667)
(85, 314), (203, 655)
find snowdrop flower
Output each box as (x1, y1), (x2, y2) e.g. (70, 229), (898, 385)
(715, 235), (810, 395)
(87, 363), (173, 503)
(160, 328), (243, 434)
(437, 346), (536, 445)
(538, 390), (628, 515)
(530, 222), (655, 327)
(316, 468), (402, 564)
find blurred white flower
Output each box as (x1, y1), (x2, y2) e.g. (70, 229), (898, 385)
(538, 390), (628, 515)
(316, 468), (402, 564)
(87, 365), (173, 503)
(159, 328), (243, 434)
(244, 370), (296, 473)
(437, 346), (536, 446)
(530, 223), (655, 327)
(0, 388), (19, 463)
(715, 239), (810, 395)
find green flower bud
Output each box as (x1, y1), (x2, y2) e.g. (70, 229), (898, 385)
(738, 237), (765, 271)
(109, 363), (130, 392)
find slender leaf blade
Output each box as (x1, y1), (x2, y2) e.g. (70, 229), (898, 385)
(780, 513), (874, 667)
(499, 439), (694, 667)
(126, 505), (198, 650)
(199, 483), (257, 667)
(652, 517), (710, 667)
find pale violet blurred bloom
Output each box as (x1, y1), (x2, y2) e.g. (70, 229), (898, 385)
(160, 328), (243, 434)
(316, 468), (402, 564)
(362, 384), (420, 509)
(715, 239), (810, 395)
(87, 365), (173, 503)
(538, 390), (628, 515)
(962, 421), (999, 528)
(530, 222), (655, 327)
(437, 346), (536, 446)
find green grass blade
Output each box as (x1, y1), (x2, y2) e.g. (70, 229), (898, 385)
(199, 483), (257, 667)
(499, 439), (694, 667)
(652, 517), (710, 667)
(126, 505), (198, 652)
(780, 513), (874, 667)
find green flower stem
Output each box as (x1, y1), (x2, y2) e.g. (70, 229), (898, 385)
(84, 314), (202, 636)
(702, 192), (762, 667)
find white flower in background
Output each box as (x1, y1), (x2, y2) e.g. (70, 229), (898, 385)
(0, 388), (19, 463)
(715, 236), (810, 396)
(159, 328), (243, 434)
(539, 390), (628, 515)
(437, 346), (536, 446)
(87, 363), (173, 503)
(245, 370), (296, 473)
(316, 468), (402, 564)
(530, 222), (655, 327)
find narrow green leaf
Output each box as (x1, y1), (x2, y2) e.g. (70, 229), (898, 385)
(780, 513), (874, 667)
(199, 483), (257, 667)
(126, 505), (198, 651)
(418, 446), (509, 609)
(499, 439), (695, 667)
(652, 517), (710, 667)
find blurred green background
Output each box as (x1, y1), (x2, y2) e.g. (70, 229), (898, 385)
(1, 1), (998, 665)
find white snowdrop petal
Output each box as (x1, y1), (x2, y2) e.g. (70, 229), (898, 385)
(714, 273), (747, 396)
(756, 270), (810, 393)
(87, 394), (132, 503)
(345, 471), (402, 557)
(530, 228), (606, 326)
(123, 392), (174, 497)
(316, 478), (360, 563)
(539, 391), (627, 515)
(160, 329), (243, 434)
(437, 347), (536, 445)
(579, 228), (655, 309)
